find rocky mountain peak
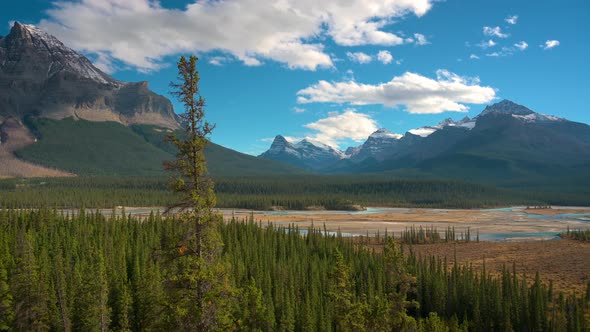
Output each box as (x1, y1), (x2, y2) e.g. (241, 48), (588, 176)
(478, 100), (534, 117)
(369, 128), (402, 140)
(0, 22), (179, 129)
(1, 22), (118, 86)
(269, 135), (290, 148)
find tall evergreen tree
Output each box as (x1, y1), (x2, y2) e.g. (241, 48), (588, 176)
(327, 249), (366, 331)
(0, 261), (14, 331)
(11, 231), (50, 331)
(164, 55), (234, 331)
(383, 238), (418, 331)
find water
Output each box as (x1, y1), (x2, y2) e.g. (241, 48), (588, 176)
(249, 207), (405, 216)
(524, 213), (590, 223)
(479, 232), (561, 242)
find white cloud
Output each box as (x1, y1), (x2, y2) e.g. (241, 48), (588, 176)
(283, 136), (301, 143)
(93, 52), (117, 74)
(377, 50), (393, 64)
(259, 135), (302, 143)
(297, 69), (496, 114)
(485, 46), (513, 57)
(543, 40), (560, 50)
(346, 52), (373, 64)
(505, 15), (518, 25)
(477, 39), (497, 49)
(208, 56), (233, 66)
(413, 33), (430, 45)
(259, 137), (276, 143)
(514, 41), (528, 51)
(293, 107), (306, 113)
(483, 26), (509, 38)
(343, 69), (355, 81)
(39, 0), (434, 72)
(469, 54), (480, 59)
(304, 110), (378, 147)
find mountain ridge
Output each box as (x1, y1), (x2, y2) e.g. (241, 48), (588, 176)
(260, 100), (590, 179)
(0, 22), (179, 129)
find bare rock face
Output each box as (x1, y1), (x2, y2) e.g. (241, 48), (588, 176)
(0, 22), (179, 129)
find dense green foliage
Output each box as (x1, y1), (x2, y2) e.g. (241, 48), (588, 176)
(399, 226), (479, 245)
(16, 118), (172, 176)
(0, 209), (588, 331)
(0, 176), (560, 210)
(14, 118), (305, 177)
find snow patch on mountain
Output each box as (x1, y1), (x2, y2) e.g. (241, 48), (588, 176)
(409, 117), (475, 138)
(370, 128), (403, 140)
(408, 127), (437, 137)
(16, 23), (120, 86)
(512, 113), (564, 123)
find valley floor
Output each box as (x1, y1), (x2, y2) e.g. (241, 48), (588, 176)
(81, 205), (590, 241)
(221, 206), (590, 241)
(408, 240), (590, 294)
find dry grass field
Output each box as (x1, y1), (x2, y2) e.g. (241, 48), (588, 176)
(407, 240), (590, 294)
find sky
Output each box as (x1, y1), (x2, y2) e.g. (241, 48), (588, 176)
(1, 0), (589, 155)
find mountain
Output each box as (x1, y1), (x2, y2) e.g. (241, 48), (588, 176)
(346, 128), (402, 162)
(0, 22), (178, 129)
(0, 22), (305, 177)
(261, 100), (590, 184)
(10, 118), (306, 176)
(259, 135), (343, 170)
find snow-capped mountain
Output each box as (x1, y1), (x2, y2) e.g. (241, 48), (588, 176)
(477, 100), (563, 123)
(0, 22), (179, 129)
(260, 100), (590, 174)
(259, 135), (344, 169)
(408, 117), (475, 138)
(1, 22), (119, 86)
(477, 99), (534, 117)
(345, 128), (402, 162)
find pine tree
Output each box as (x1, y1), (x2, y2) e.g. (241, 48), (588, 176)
(0, 261), (14, 331)
(327, 249), (366, 331)
(383, 238), (418, 331)
(11, 231), (50, 331)
(164, 55), (234, 331)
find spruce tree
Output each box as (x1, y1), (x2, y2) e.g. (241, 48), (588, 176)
(0, 261), (14, 331)
(164, 55), (234, 331)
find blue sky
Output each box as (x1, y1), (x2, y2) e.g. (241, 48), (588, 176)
(2, 0), (588, 155)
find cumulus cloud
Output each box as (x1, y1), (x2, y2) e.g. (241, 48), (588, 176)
(514, 41), (528, 51)
(293, 107), (306, 113)
(304, 110), (378, 147)
(346, 52), (373, 64)
(469, 54), (480, 59)
(543, 40), (560, 50)
(505, 15), (518, 25)
(297, 70), (496, 114)
(377, 50), (393, 64)
(38, 0), (433, 72)
(483, 26), (509, 38)
(93, 52), (118, 74)
(413, 33), (430, 45)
